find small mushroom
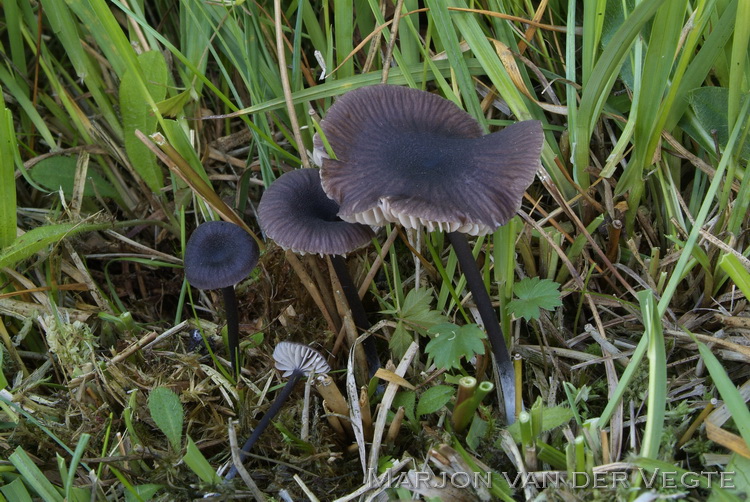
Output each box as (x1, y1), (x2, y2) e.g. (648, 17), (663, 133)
(258, 168), (381, 376)
(184, 221), (259, 378)
(226, 341), (330, 480)
(317, 85), (544, 423)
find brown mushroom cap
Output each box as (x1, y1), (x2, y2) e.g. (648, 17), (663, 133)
(258, 168), (375, 256)
(316, 85), (544, 236)
(273, 341), (330, 377)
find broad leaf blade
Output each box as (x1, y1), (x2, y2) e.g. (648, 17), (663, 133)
(148, 387), (184, 451)
(120, 51), (168, 192)
(416, 385), (454, 418)
(425, 323), (486, 370)
(506, 277), (562, 321)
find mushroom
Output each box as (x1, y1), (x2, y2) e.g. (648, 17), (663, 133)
(316, 85), (544, 423)
(258, 168), (381, 376)
(226, 341), (330, 480)
(184, 220), (260, 378)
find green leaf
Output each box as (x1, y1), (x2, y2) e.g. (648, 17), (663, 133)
(466, 415), (488, 451)
(0, 477), (33, 502)
(28, 156), (120, 200)
(124, 484), (164, 502)
(148, 387), (184, 451)
(690, 87), (750, 160)
(8, 447), (64, 502)
(416, 385), (454, 418)
(0, 95), (18, 249)
(639, 289), (666, 461)
(719, 253), (750, 298)
(183, 436), (221, 485)
(120, 50), (167, 192)
(506, 277), (562, 321)
(634, 457), (742, 502)
(398, 288), (449, 332)
(425, 323), (486, 370)
(389, 320), (413, 360)
(573, 0), (668, 184)
(0, 221), (112, 269)
(0, 348), (8, 389)
(393, 391), (416, 424)
(155, 89), (193, 117)
(692, 333), (750, 449)
(506, 405), (574, 443)
(720, 454), (750, 501)
(64, 433), (90, 501)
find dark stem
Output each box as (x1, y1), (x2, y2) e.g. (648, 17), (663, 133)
(225, 371), (303, 481)
(222, 286), (240, 379)
(330, 254), (381, 378)
(447, 231), (516, 424)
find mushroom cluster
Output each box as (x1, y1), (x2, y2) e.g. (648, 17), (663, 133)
(314, 84), (544, 423)
(184, 85), (541, 450)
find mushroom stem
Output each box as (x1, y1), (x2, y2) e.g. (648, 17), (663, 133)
(329, 254), (381, 378)
(221, 286), (240, 378)
(225, 370), (303, 481)
(446, 231), (516, 424)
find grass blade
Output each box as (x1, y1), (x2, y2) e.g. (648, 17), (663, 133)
(728, 0), (750, 128)
(425, 0), (483, 119)
(184, 437), (221, 484)
(638, 290), (666, 460)
(65, 433), (91, 500)
(0, 222), (113, 269)
(9, 447), (64, 502)
(657, 88), (750, 316)
(333, 0), (355, 78)
(718, 254), (750, 310)
(573, 0), (667, 184)
(0, 477), (34, 502)
(0, 93), (18, 249)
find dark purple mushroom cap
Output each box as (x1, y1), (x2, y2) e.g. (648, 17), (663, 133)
(273, 341), (330, 377)
(258, 168), (375, 256)
(315, 85), (544, 236)
(184, 221), (259, 290)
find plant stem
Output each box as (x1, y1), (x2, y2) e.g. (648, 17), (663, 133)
(330, 254), (381, 377)
(225, 371), (303, 481)
(447, 231), (516, 424)
(222, 286), (240, 379)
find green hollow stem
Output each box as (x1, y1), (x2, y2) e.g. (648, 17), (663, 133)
(222, 286), (240, 379)
(447, 231), (515, 424)
(452, 376), (478, 432)
(518, 410), (533, 449)
(225, 370), (303, 481)
(455, 376), (478, 407)
(330, 254), (381, 378)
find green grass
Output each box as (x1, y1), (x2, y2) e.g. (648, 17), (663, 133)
(1, 1), (749, 500)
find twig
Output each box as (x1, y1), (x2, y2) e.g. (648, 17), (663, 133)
(293, 475), (321, 502)
(358, 227), (399, 299)
(142, 320), (190, 351)
(367, 342), (419, 474)
(286, 251), (339, 334)
(275, 0), (310, 169)
(381, 0), (405, 84)
(228, 420), (267, 501)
